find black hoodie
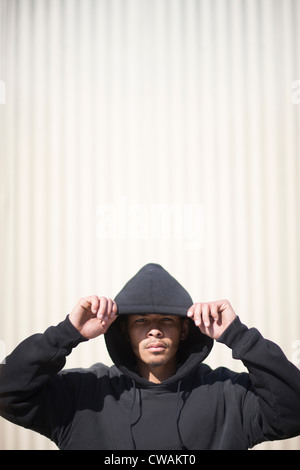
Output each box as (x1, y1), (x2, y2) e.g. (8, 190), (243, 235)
(0, 263), (300, 450)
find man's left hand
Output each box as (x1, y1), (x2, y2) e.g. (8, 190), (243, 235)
(187, 300), (236, 340)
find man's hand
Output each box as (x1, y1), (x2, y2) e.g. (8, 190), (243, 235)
(187, 299), (236, 340)
(69, 296), (118, 339)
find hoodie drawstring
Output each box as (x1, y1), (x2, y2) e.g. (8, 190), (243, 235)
(129, 379), (189, 451)
(129, 380), (142, 450)
(176, 379), (189, 450)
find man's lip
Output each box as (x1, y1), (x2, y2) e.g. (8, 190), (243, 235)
(146, 342), (166, 349)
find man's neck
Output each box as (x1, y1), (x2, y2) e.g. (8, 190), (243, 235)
(137, 360), (177, 384)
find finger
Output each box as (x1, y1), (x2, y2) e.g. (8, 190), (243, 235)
(100, 298), (118, 326)
(106, 297), (112, 312)
(107, 298), (116, 317)
(187, 305), (195, 318)
(97, 296), (108, 319)
(210, 303), (219, 322)
(108, 300), (118, 319)
(112, 300), (118, 315)
(79, 296), (97, 313)
(194, 303), (202, 327)
(91, 295), (100, 314)
(202, 303), (211, 327)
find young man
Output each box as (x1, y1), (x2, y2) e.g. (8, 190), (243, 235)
(0, 263), (300, 449)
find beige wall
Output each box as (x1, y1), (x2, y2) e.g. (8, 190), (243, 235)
(0, 0), (300, 450)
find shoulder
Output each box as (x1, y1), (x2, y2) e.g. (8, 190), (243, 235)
(57, 363), (129, 396)
(193, 363), (251, 389)
(58, 362), (120, 380)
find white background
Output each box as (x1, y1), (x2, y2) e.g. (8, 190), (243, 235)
(0, 0), (300, 449)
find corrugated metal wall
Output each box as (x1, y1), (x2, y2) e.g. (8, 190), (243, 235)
(0, 0), (300, 450)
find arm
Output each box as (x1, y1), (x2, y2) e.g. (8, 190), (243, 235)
(188, 300), (300, 445)
(0, 296), (117, 442)
(217, 316), (300, 444)
(0, 316), (86, 438)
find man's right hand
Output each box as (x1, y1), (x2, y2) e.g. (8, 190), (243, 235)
(69, 296), (118, 339)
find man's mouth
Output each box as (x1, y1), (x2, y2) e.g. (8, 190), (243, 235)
(146, 342), (167, 352)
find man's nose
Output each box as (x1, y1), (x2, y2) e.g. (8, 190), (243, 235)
(148, 327), (163, 337)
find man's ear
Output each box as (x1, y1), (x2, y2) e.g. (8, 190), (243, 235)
(180, 318), (189, 341)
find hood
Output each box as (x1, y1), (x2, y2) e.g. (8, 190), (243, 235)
(104, 263), (213, 386)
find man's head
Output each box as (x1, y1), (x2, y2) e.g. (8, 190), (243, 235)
(105, 264), (214, 384)
(121, 313), (189, 383)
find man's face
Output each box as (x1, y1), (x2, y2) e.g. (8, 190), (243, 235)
(125, 314), (189, 373)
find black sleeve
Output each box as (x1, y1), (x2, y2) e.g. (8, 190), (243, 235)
(0, 316), (87, 443)
(217, 316), (300, 447)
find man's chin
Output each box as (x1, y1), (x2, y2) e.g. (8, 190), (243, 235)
(148, 359), (166, 368)
(146, 352), (171, 368)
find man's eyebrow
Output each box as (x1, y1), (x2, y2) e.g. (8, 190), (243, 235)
(132, 314), (150, 318)
(130, 313), (175, 317)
